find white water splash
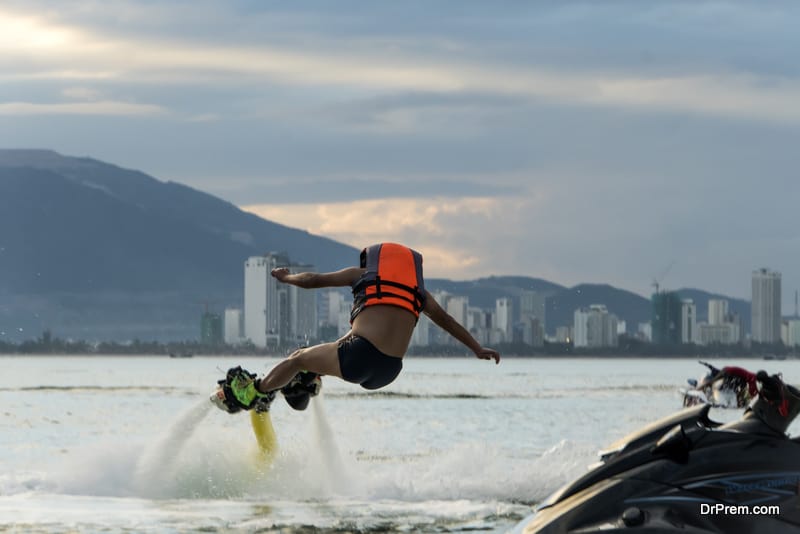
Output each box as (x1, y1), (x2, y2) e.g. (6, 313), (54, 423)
(133, 399), (212, 498)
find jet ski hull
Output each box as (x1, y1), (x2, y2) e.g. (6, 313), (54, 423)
(514, 374), (800, 533)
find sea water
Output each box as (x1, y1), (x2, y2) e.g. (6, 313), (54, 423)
(2, 355), (799, 533)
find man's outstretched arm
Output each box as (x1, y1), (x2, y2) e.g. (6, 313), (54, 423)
(271, 266), (364, 289)
(422, 290), (500, 364)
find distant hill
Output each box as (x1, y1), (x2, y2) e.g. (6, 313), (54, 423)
(0, 149), (358, 340)
(0, 149), (752, 342)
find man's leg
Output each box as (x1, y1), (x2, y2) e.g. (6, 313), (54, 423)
(257, 341), (343, 393)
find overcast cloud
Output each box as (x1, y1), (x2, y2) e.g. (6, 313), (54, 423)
(2, 1), (799, 306)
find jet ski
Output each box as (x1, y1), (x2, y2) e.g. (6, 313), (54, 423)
(512, 371), (800, 534)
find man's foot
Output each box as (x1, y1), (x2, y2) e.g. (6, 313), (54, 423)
(281, 371), (321, 411)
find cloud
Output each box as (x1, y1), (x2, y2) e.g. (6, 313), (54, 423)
(214, 177), (523, 204)
(3, 1), (800, 305)
(0, 11), (82, 50)
(0, 101), (165, 116)
(2, 4), (800, 125)
(61, 86), (103, 101)
(242, 197), (512, 278)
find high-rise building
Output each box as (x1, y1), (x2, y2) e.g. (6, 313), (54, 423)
(224, 308), (243, 345)
(698, 323), (740, 346)
(322, 290), (344, 326)
(410, 313), (431, 347)
(782, 319), (800, 348)
(427, 290), (451, 345)
(752, 268), (781, 343)
(556, 326), (573, 343)
(708, 299), (729, 326)
(446, 296), (469, 329)
(695, 299), (743, 346)
(286, 263), (318, 346)
(651, 291), (682, 345)
(638, 322), (652, 342)
(201, 312), (223, 345)
(467, 306), (492, 345)
(244, 254), (280, 348)
(495, 297), (513, 342)
(244, 253), (316, 348)
(681, 299), (697, 344)
(520, 316), (545, 347)
(519, 290), (547, 330)
(573, 305), (618, 348)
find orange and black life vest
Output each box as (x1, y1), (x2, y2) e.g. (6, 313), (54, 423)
(350, 243), (426, 322)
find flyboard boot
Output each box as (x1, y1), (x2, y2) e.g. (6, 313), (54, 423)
(280, 371), (322, 411)
(210, 366), (277, 414)
(210, 366), (321, 413)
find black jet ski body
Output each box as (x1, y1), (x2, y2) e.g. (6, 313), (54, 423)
(515, 373), (800, 534)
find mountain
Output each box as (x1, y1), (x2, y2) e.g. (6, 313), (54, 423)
(0, 149), (752, 343)
(0, 149), (358, 340)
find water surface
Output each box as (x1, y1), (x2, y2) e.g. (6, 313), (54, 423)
(2, 356), (796, 532)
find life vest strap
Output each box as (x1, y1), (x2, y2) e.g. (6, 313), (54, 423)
(355, 277), (425, 311)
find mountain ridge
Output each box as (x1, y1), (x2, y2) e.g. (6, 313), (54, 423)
(0, 149), (752, 341)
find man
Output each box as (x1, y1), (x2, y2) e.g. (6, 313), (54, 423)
(694, 364), (758, 408)
(217, 243), (500, 413)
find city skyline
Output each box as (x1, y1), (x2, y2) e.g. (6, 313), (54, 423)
(234, 252), (798, 349)
(2, 2), (798, 303)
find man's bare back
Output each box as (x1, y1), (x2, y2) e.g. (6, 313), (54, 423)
(350, 305), (417, 357)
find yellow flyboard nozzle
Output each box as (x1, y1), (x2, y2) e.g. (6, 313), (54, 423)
(250, 409), (278, 464)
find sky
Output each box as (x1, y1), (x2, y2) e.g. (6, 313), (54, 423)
(2, 1), (799, 307)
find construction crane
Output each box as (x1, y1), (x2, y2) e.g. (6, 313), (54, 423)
(651, 261), (675, 295)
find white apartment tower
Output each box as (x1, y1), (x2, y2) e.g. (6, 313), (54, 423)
(681, 299), (697, 344)
(446, 296), (469, 344)
(752, 268), (781, 343)
(223, 308), (243, 345)
(708, 299), (729, 326)
(495, 297), (513, 342)
(574, 304), (618, 348)
(286, 263), (318, 346)
(244, 253), (317, 348)
(410, 312), (432, 347)
(519, 290), (547, 327)
(782, 319), (800, 348)
(244, 255), (279, 348)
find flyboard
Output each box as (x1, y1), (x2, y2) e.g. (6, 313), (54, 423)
(210, 366), (322, 463)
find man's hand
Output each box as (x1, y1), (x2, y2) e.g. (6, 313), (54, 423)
(475, 347), (501, 364)
(271, 267), (291, 283)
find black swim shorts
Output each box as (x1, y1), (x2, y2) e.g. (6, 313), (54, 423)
(337, 334), (403, 390)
